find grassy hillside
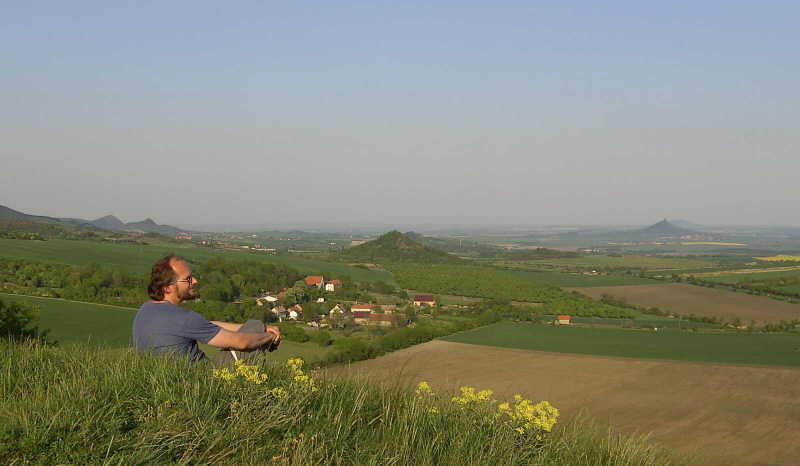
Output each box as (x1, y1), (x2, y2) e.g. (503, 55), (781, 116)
(0, 340), (678, 465)
(0, 238), (393, 283)
(340, 231), (465, 264)
(443, 322), (800, 366)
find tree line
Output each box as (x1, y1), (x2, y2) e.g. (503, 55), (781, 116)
(387, 263), (635, 319)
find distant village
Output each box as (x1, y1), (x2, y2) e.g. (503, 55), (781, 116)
(248, 274), (437, 329)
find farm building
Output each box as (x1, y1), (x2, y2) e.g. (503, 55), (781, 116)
(556, 315), (571, 325)
(413, 294), (436, 307)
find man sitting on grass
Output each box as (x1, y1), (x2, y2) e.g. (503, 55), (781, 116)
(133, 254), (281, 362)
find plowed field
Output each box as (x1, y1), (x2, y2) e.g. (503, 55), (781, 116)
(329, 340), (800, 466)
(568, 283), (800, 323)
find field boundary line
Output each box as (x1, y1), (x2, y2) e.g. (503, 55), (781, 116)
(0, 292), (137, 311)
(439, 338), (800, 370)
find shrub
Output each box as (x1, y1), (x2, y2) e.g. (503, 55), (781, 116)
(275, 323), (310, 342)
(0, 298), (48, 342)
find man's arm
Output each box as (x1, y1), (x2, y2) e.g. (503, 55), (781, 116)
(210, 321), (243, 332)
(210, 320), (282, 342)
(207, 328), (275, 351)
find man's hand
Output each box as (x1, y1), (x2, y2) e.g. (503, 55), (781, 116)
(265, 324), (281, 351)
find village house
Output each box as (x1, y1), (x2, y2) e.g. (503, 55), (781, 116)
(255, 295), (278, 306)
(288, 304), (303, 321)
(328, 304), (345, 316)
(351, 303), (373, 325)
(304, 275), (324, 288)
(556, 315), (571, 325)
(413, 294), (436, 307)
(271, 306), (288, 321)
(324, 279), (342, 292)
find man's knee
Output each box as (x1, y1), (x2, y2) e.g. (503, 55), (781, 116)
(238, 319), (265, 333)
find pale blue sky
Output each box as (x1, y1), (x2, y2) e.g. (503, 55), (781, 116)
(2, 1), (798, 227)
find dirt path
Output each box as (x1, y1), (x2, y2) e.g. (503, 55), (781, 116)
(327, 340), (800, 466)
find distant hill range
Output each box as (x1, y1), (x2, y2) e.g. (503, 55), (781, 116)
(640, 219), (695, 235)
(340, 230), (465, 264)
(0, 205), (63, 223)
(0, 204), (184, 236)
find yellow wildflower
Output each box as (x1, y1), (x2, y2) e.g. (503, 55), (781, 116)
(415, 381), (434, 397)
(271, 387), (288, 399)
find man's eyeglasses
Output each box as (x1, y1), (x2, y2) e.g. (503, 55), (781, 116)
(173, 275), (195, 284)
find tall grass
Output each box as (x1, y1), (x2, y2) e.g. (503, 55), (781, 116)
(0, 339), (681, 465)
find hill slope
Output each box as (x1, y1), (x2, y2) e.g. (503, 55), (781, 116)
(0, 205), (60, 223)
(641, 219), (693, 235)
(340, 231), (465, 264)
(91, 215), (126, 230)
(124, 218), (183, 236)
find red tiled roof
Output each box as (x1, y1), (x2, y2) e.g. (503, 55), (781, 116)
(351, 304), (373, 310)
(352, 310), (372, 318)
(305, 275), (324, 286)
(414, 295), (435, 302)
(557, 315), (571, 320)
(369, 313), (393, 322)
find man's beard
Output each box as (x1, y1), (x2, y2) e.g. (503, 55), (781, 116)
(180, 286), (198, 301)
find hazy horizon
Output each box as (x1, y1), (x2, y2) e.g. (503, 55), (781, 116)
(3, 2), (798, 226)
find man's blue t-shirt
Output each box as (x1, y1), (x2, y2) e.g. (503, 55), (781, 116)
(132, 302), (221, 361)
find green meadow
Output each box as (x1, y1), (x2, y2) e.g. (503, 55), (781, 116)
(0, 238), (393, 283)
(701, 269), (800, 285)
(0, 293), (136, 347)
(498, 254), (715, 272)
(442, 322), (800, 366)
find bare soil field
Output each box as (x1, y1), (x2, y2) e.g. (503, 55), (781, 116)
(327, 340), (800, 466)
(568, 283), (800, 323)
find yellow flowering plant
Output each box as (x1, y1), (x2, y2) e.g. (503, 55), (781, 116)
(286, 358), (318, 393)
(497, 395), (559, 438)
(213, 360), (269, 385)
(415, 381), (559, 439)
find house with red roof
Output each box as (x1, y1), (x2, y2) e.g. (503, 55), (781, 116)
(351, 303), (373, 324)
(304, 275), (324, 288)
(556, 315), (571, 325)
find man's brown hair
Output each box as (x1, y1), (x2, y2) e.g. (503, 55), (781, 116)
(148, 254), (179, 300)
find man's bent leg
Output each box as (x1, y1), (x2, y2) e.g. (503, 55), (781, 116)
(215, 319), (273, 366)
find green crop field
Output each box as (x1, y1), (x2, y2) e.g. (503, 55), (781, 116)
(0, 293), (136, 347)
(441, 322), (800, 366)
(504, 270), (659, 287)
(701, 269), (800, 284)
(497, 254), (715, 272)
(0, 238), (393, 283)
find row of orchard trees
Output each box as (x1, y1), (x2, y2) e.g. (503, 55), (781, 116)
(0, 259), (148, 307)
(0, 257), (307, 310)
(388, 263), (635, 319)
